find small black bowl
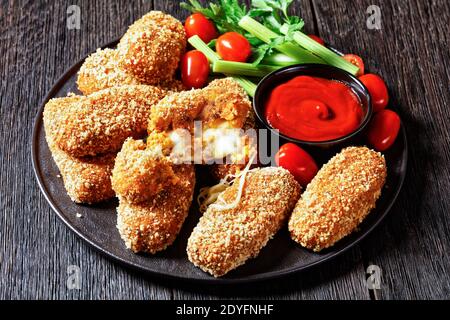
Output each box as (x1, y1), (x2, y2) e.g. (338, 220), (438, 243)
(253, 64), (372, 152)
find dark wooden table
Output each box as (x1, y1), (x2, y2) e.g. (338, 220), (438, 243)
(1, 0), (449, 300)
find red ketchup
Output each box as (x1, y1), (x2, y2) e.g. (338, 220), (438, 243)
(265, 76), (364, 141)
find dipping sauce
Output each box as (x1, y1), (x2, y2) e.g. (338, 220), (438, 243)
(265, 76), (364, 142)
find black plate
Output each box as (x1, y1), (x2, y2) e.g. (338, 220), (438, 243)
(31, 41), (408, 284)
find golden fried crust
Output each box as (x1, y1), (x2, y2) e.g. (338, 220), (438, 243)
(148, 89), (207, 132)
(77, 48), (141, 95)
(47, 85), (168, 157)
(288, 147), (387, 252)
(148, 78), (252, 133)
(118, 11), (186, 84)
(76, 48), (187, 95)
(158, 79), (187, 92)
(187, 167), (301, 277)
(200, 78), (252, 129)
(117, 164), (195, 253)
(111, 138), (178, 204)
(43, 97), (116, 204)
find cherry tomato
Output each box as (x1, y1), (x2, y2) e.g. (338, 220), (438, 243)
(185, 13), (218, 44)
(216, 32), (252, 62)
(343, 54), (365, 76)
(308, 34), (325, 45)
(181, 50), (210, 89)
(367, 109), (401, 151)
(275, 143), (319, 187)
(359, 74), (389, 113)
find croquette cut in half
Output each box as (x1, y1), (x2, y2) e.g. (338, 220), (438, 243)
(112, 138), (195, 254)
(288, 146), (387, 252)
(149, 78), (252, 134)
(43, 96), (116, 204)
(117, 11), (186, 84)
(48, 85), (169, 158)
(187, 167), (301, 277)
(147, 78), (253, 165)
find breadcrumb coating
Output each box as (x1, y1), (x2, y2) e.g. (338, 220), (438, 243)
(77, 48), (141, 95)
(47, 85), (169, 157)
(149, 78), (252, 133)
(200, 78), (252, 129)
(111, 138), (178, 204)
(43, 96), (116, 204)
(288, 146), (387, 252)
(149, 89), (207, 132)
(187, 167), (301, 277)
(117, 164), (195, 253)
(158, 78), (188, 93)
(76, 48), (186, 95)
(118, 11), (186, 84)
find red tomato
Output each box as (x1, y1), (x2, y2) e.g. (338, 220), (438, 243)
(275, 143), (319, 187)
(343, 54), (365, 76)
(185, 13), (218, 43)
(308, 34), (325, 45)
(216, 32), (252, 62)
(367, 109), (401, 151)
(359, 74), (389, 113)
(181, 50), (210, 89)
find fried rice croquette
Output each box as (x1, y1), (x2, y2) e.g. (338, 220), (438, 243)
(47, 85), (169, 158)
(149, 78), (252, 133)
(147, 78), (252, 165)
(77, 48), (186, 95)
(43, 96), (116, 204)
(149, 89), (207, 132)
(77, 48), (141, 95)
(288, 146), (387, 252)
(117, 11), (186, 84)
(111, 137), (178, 204)
(116, 163), (195, 254)
(187, 167), (301, 277)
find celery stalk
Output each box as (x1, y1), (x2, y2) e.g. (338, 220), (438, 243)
(232, 76), (257, 97)
(282, 30), (360, 75)
(213, 60), (279, 77)
(239, 16), (279, 43)
(188, 35), (221, 62)
(238, 16), (324, 64)
(262, 53), (300, 66)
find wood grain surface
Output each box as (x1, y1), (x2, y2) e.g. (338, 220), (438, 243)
(0, 0), (448, 300)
